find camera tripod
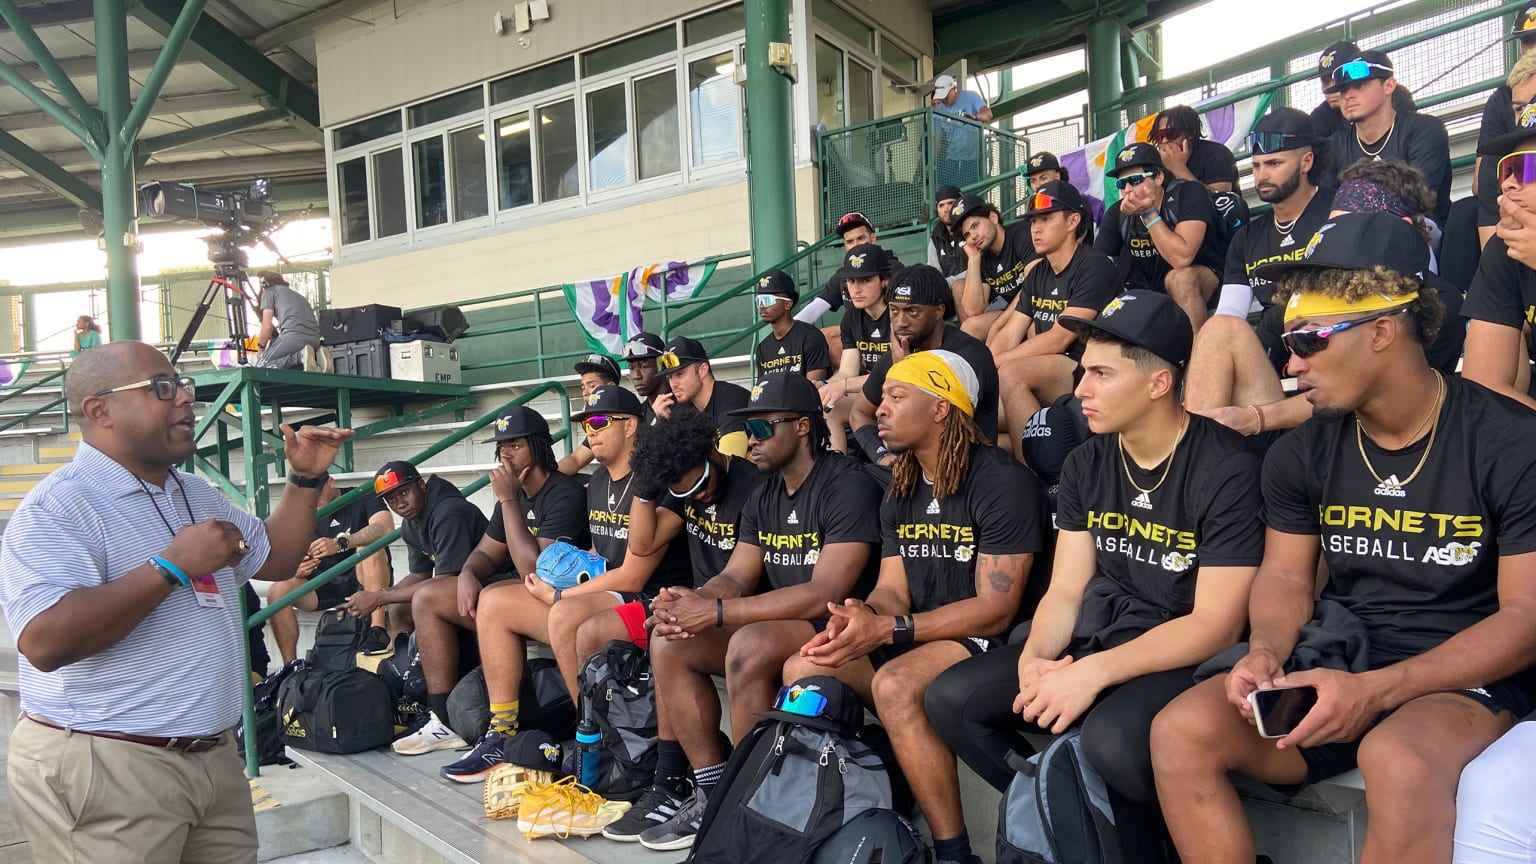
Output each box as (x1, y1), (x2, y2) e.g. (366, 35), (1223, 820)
(169, 261), (258, 366)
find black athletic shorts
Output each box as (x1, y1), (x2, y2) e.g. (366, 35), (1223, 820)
(1286, 680), (1536, 789)
(869, 636), (1003, 670)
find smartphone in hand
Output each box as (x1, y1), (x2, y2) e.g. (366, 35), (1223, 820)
(1248, 685), (1319, 739)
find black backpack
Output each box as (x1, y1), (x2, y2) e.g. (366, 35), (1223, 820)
(445, 660), (576, 743)
(376, 631), (428, 729)
(687, 680), (894, 864)
(277, 665), (395, 754)
(237, 660), (300, 767)
(997, 729), (1157, 864)
(576, 639), (657, 802)
(306, 607), (388, 672)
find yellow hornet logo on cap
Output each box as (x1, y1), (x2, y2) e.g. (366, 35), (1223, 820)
(1523, 9), (1536, 31)
(1519, 101), (1536, 130)
(585, 391), (601, 406)
(1304, 222), (1337, 260)
(1030, 155), (1044, 168)
(540, 743), (560, 761)
(849, 254), (865, 269)
(496, 416), (511, 432)
(1101, 295), (1133, 317)
(750, 381), (766, 401)
(758, 275), (770, 288)
(1321, 53), (1337, 69)
(1119, 149), (1135, 164)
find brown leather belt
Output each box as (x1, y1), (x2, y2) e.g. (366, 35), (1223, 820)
(24, 713), (223, 753)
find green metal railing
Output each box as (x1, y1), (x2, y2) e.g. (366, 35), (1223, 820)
(818, 107), (1030, 237)
(239, 379), (573, 777)
(0, 361), (68, 435)
(416, 250), (754, 386)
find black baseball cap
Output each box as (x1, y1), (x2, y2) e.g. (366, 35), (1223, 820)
(1113, 142), (1162, 173)
(1318, 40), (1359, 80)
(1325, 49), (1394, 94)
(504, 729), (564, 773)
(756, 676), (866, 735)
(835, 243), (893, 282)
(948, 193), (995, 230)
(373, 460), (423, 496)
(656, 335), (709, 377)
(1510, 3), (1536, 39)
(756, 269), (799, 303)
(1252, 212), (1429, 285)
(836, 212), (874, 236)
(1248, 108), (1324, 154)
(480, 405), (551, 443)
(573, 384), (645, 420)
(573, 353), (621, 381)
(1025, 180), (1086, 218)
(1480, 99), (1536, 157)
(1060, 290), (1193, 369)
(621, 331), (665, 361)
(728, 374), (823, 417)
(887, 264), (950, 307)
(935, 184), (962, 203)
(1027, 151), (1061, 174)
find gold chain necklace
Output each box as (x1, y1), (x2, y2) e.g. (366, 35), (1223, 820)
(1356, 371), (1443, 489)
(1356, 119), (1396, 160)
(1119, 413), (1189, 497)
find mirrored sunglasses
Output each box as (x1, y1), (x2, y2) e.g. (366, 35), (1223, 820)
(754, 294), (788, 308)
(773, 684), (830, 718)
(1115, 172), (1155, 191)
(1150, 127), (1183, 144)
(657, 351), (683, 371)
(1330, 60), (1392, 86)
(374, 471), (415, 495)
(1499, 150), (1536, 185)
(581, 414), (631, 434)
(1248, 131), (1308, 154)
(742, 416), (799, 441)
(1281, 308), (1406, 359)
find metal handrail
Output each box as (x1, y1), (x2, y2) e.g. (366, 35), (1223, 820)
(239, 379), (572, 777)
(662, 234), (843, 339)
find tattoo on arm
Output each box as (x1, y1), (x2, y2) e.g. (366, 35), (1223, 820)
(983, 553), (1026, 594)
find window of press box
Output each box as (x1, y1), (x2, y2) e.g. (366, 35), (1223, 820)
(685, 5), (744, 45)
(538, 100), (581, 202)
(880, 37), (917, 81)
(812, 0), (874, 51)
(490, 58), (576, 105)
(451, 126), (489, 220)
(587, 83), (629, 190)
(412, 137), (448, 228)
(636, 71), (680, 180)
(409, 87), (484, 128)
(412, 125), (490, 228)
(497, 102), (580, 208)
(582, 26), (676, 78)
(338, 157), (370, 244)
(372, 149), (408, 238)
(688, 50), (741, 166)
(333, 112), (402, 151)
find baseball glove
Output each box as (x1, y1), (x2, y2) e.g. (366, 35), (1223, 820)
(483, 763), (554, 820)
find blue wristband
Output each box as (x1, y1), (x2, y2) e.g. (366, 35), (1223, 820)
(150, 555), (191, 587)
(1143, 214), (1163, 229)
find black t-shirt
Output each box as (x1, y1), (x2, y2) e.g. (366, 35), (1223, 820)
(1262, 377), (1536, 668)
(486, 470), (591, 553)
(979, 222), (1040, 305)
(313, 488), (389, 575)
(817, 253), (906, 313)
(1478, 85), (1515, 229)
(755, 321), (833, 379)
(1057, 414), (1264, 619)
(1310, 87), (1418, 138)
(702, 380), (750, 437)
(840, 304), (891, 373)
(678, 456), (768, 587)
(587, 465), (692, 595)
(1326, 111), (1451, 223)
(402, 476), (490, 576)
(880, 445), (1044, 613)
(1094, 179), (1224, 291)
(862, 325), (1001, 441)
(738, 453), (882, 598)
(931, 224), (967, 278)
(1221, 188), (1336, 307)
(1015, 243), (1119, 336)
(1186, 138), (1240, 189)
(1465, 236), (1536, 355)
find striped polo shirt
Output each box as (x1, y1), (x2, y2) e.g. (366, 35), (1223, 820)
(0, 442), (271, 737)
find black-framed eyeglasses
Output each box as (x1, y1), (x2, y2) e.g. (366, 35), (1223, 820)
(1281, 308), (1407, 358)
(742, 416), (800, 441)
(93, 374), (195, 401)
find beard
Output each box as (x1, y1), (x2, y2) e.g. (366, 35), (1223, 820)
(1257, 168), (1302, 204)
(1312, 405), (1351, 421)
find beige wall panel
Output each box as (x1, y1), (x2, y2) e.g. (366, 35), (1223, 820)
(330, 167), (820, 307)
(318, 0), (724, 125)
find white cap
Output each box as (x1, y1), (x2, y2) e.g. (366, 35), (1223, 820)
(932, 74), (957, 99)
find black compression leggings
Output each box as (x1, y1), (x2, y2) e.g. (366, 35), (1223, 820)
(924, 642), (1196, 808)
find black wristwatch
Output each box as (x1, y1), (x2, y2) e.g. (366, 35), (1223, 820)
(892, 614), (914, 645)
(289, 471), (328, 488)
(335, 532), (352, 551)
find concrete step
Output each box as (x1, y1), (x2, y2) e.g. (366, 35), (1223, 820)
(0, 464), (62, 477)
(35, 445), (74, 462)
(0, 480), (39, 495)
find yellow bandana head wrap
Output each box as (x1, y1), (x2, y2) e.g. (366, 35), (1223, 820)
(886, 350), (977, 417)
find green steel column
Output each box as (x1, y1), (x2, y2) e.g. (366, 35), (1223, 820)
(1087, 16), (1124, 139)
(743, 0), (796, 271)
(96, 0), (142, 342)
(20, 293), (36, 352)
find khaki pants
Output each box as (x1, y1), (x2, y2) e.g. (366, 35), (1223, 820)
(7, 717), (257, 864)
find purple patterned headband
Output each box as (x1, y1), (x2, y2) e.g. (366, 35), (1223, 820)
(1333, 178), (1417, 219)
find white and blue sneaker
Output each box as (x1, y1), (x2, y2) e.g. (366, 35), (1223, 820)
(441, 729), (513, 783)
(391, 715), (466, 756)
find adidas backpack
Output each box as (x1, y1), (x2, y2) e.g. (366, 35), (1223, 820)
(687, 676), (893, 864)
(998, 728), (1154, 864)
(576, 639), (657, 802)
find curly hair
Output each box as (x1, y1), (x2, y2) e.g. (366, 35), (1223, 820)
(630, 405), (717, 490)
(1272, 266), (1444, 346)
(1336, 160), (1437, 244)
(1154, 105), (1204, 141)
(889, 408), (990, 501)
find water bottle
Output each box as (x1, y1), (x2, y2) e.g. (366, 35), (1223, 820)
(576, 719), (602, 789)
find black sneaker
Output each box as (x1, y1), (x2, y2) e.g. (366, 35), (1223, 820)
(638, 786), (708, 850)
(601, 783), (685, 842)
(439, 729), (511, 783)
